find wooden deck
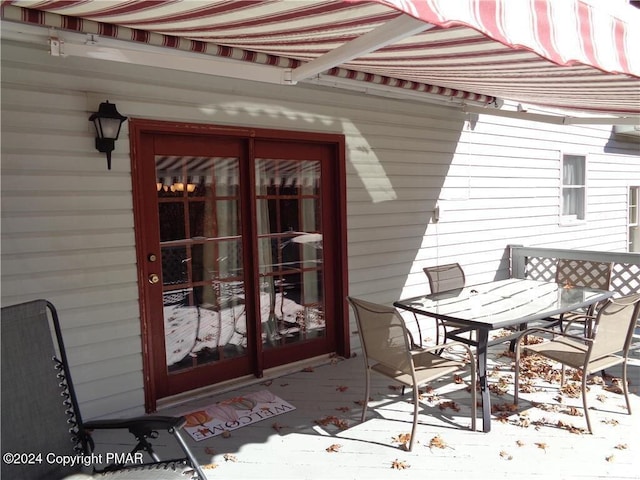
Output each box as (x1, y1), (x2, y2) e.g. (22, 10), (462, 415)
(93, 335), (640, 479)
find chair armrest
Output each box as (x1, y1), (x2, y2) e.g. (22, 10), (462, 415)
(84, 415), (186, 432)
(415, 341), (475, 363)
(516, 326), (593, 346)
(561, 314), (596, 333)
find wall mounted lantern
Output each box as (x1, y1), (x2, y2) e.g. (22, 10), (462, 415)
(89, 101), (127, 170)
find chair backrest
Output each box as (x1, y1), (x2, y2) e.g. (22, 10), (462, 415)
(1, 300), (86, 480)
(589, 293), (640, 361)
(423, 263), (466, 293)
(347, 297), (413, 375)
(555, 259), (613, 290)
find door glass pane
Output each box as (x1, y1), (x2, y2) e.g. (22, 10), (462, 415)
(255, 158), (324, 349)
(156, 155), (247, 373)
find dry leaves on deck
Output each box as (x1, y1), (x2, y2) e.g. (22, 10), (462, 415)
(391, 433), (412, 450)
(223, 454), (238, 462)
(499, 450), (513, 460)
(556, 420), (585, 434)
(428, 434), (451, 450)
(325, 444), (342, 453)
(272, 422), (287, 433)
(535, 442), (548, 452)
(559, 383), (582, 398)
(315, 415), (349, 430)
(438, 400), (460, 412)
(391, 459), (410, 470)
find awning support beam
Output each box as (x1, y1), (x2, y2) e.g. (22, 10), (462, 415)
(463, 105), (640, 125)
(286, 14), (434, 84)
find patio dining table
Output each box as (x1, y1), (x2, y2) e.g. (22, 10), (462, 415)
(393, 278), (613, 433)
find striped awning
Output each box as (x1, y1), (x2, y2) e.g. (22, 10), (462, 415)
(3, 0), (639, 115)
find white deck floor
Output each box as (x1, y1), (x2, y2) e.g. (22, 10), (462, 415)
(93, 336), (640, 480)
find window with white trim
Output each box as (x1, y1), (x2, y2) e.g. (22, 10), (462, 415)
(561, 154), (586, 223)
(629, 186), (639, 252)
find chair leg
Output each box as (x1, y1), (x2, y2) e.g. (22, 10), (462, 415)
(361, 369), (371, 423)
(582, 374), (592, 434)
(408, 385), (419, 452)
(469, 349), (477, 431)
(514, 343), (521, 405)
(622, 360), (631, 415)
(171, 429), (209, 480)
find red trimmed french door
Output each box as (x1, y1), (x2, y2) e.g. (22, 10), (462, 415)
(130, 120), (348, 411)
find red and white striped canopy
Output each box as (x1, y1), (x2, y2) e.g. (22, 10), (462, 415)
(3, 0), (639, 115)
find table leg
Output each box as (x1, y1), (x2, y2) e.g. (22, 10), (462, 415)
(477, 329), (491, 432)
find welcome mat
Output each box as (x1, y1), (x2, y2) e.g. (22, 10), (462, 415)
(181, 390), (296, 441)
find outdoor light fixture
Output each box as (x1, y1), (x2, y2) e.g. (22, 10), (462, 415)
(89, 101), (127, 170)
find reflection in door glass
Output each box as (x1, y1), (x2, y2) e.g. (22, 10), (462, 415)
(155, 156), (247, 373)
(255, 158), (325, 349)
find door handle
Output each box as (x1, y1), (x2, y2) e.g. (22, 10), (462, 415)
(148, 274), (160, 284)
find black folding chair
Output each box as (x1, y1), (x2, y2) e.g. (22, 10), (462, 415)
(1, 299), (207, 480)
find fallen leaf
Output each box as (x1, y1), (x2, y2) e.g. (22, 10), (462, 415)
(438, 400), (460, 412)
(221, 430), (231, 438)
(223, 454), (238, 462)
(606, 455), (615, 462)
(516, 440), (525, 447)
(391, 459), (410, 470)
(614, 444), (628, 450)
(335, 406), (351, 413)
(261, 380), (273, 386)
(557, 420), (584, 434)
(326, 444), (342, 453)
(596, 394), (608, 403)
(202, 463), (219, 470)
(499, 450), (513, 460)
(272, 422), (287, 433)
(602, 418), (619, 426)
(428, 435), (449, 450)
(391, 433), (412, 450)
(315, 415), (349, 430)
(560, 383), (582, 398)
(535, 442), (548, 452)
(204, 446), (216, 455)
(301, 366), (315, 372)
(336, 385), (349, 392)
(492, 403), (518, 413)
(565, 406), (583, 417)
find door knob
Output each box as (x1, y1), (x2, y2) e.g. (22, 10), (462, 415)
(148, 274), (160, 284)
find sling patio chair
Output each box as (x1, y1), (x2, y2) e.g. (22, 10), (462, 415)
(347, 296), (476, 451)
(554, 259), (614, 336)
(422, 263), (475, 346)
(1, 299), (207, 480)
(513, 293), (640, 433)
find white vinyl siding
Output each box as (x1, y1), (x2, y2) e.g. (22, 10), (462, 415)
(2, 39), (640, 418)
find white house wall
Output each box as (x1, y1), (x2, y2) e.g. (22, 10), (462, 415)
(2, 39), (639, 419)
